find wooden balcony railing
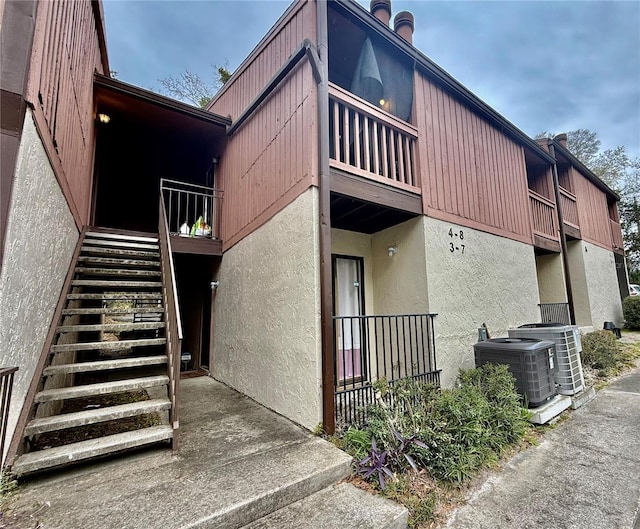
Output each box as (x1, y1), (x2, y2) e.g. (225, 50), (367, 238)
(559, 187), (580, 229)
(529, 190), (558, 240)
(329, 83), (420, 194)
(333, 313), (440, 429)
(610, 219), (624, 251)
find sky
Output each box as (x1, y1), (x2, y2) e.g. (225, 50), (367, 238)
(102, 0), (640, 159)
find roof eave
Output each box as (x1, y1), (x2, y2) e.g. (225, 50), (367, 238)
(94, 73), (232, 128)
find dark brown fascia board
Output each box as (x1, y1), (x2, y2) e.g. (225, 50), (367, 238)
(227, 39), (321, 136)
(94, 73), (231, 128)
(334, 0), (555, 165)
(91, 0), (110, 75)
(550, 139), (620, 200)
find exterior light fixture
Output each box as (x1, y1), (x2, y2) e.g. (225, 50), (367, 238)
(388, 246), (398, 257)
(379, 99), (386, 106)
(98, 113), (111, 124)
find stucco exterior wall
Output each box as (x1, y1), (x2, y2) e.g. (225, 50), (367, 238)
(212, 188), (321, 430)
(536, 253), (567, 303)
(423, 217), (540, 387)
(0, 110), (78, 461)
(566, 240), (592, 327)
(371, 218), (430, 315)
(582, 240), (624, 328)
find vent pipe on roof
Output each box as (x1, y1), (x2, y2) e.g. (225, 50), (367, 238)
(554, 133), (568, 149)
(370, 0), (391, 26)
(394, 11), (414, 44)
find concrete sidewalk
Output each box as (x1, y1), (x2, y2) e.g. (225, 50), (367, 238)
(445, 367), (640, 529)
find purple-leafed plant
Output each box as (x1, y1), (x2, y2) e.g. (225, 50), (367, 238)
(391, 429), (428, 472)
(356, 438), (395, 489)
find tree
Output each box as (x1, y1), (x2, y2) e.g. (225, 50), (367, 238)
(159, 64), (232, 108)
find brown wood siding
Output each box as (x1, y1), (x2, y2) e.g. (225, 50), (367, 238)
(528, 167), (554, 201)
(212, 1), (317, 250)
(25, 0), (106, 227)
(415, 73), (532, 244)
(572, 166), (614, 249)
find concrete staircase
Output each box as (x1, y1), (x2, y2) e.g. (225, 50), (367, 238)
(11, 230), (174, 476)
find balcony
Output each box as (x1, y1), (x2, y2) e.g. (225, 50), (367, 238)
(559, 187), (580, 238)
(333, 313), (440, 429)
(329, 83), (420, 195)
(160, 179), (223, 255)
(610, 219), (624, 252)
(529, 190), (560, 252)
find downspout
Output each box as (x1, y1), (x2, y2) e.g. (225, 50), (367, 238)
(316, 0), (335, 434)
(548, 141), (576, 325)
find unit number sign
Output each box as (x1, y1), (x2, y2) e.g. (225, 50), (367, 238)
(448, 228), (465, 254)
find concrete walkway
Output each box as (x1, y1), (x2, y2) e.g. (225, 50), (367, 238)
(445, 367), (640, 529)
(4, 377), (408, 528)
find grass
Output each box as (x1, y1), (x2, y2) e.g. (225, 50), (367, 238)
(0, 470), (17, 512)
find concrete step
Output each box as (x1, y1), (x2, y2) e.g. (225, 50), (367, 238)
(43, 355), (168, 376)
(51, 337), (166, 353)
(80, 246), (159, 259)
(75, 267), (162, 277)
(77, 256), (160, 268)
(83, 238), (159, 251)
(85, 231), (158, 244)
(57, 321), (165, 333)
(67, 292), (163, 301)
(24, 398), (172, 436)
(34, 375), (170, 403)
(12, 425), (173, 476)
(61, 307), (164, 316)
(71, 280), (163, 289)
(242, 483), (408, 529)
(176, 437), (353, 529)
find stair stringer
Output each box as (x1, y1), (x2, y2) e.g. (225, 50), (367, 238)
(5, 227), (89, 467)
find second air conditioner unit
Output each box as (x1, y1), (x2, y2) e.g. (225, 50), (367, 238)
(508, 323), (584, 395)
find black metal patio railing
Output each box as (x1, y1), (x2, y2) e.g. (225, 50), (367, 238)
(539, 303), (571, 325)
(160, 179), (222, 240)
(1, 367), (18, 469)
(333, 314), (440, 429)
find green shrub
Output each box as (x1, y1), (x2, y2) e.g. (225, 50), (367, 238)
(348, 364), (530, 485)
(623, 296), (640, 329)
(581, 330), (628, 377)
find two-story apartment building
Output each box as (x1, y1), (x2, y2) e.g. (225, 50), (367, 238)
(0, 0), (625, 475)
